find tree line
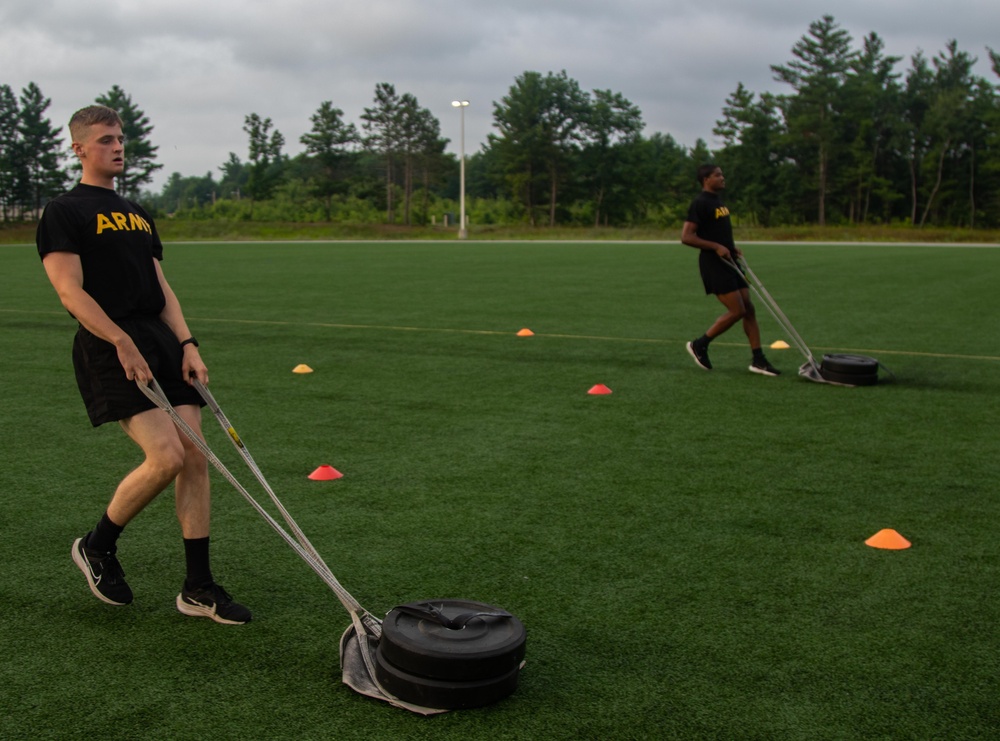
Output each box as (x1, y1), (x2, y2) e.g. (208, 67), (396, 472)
(0, 84), (161, 221)
(720, 16), (1000, 228)
(3, 16), (998, 229)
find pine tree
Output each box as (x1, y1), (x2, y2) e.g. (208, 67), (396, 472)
(0, 84), (24, 221)
(17, 82), (66, 216)
(96, 85), (162, 198)
(361, 83), (404, 223)
(771, 15), (857, 225)
(579, 89), (644, 227)
(489, 70), (589, 226)
(300, 101), (359, 221)
(242, 113), (285, 217)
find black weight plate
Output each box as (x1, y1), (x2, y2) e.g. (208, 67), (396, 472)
(378, 599), (526, 681)
(374, 648), (521, 709)
(821, 354), (879, 374)
(819, 367), (879, 386)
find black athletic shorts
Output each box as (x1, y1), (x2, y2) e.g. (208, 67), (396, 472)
(72, 316), (204, 427)
(699, 251), (749, 295)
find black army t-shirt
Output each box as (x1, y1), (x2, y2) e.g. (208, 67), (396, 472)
(685, 190), (735, 256)
(36, 183), (166, 320)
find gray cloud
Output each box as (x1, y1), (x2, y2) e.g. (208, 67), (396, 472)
(3, 0), (996, 189)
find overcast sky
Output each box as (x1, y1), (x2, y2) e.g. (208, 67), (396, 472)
(3, 0), (998, 191)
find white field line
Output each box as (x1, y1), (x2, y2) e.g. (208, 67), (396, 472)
(5, 308), (996, 363)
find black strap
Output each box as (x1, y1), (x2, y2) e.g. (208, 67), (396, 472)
(392, 602), (513, 630)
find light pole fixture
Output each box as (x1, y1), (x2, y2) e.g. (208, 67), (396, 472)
(451, 100), (470, 239)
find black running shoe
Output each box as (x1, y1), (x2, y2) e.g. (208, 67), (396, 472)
(686, 341), (712, 370)
(749, 357), (782, 376)
(72, 535), (133, 606)
(177, 582), (252, 625)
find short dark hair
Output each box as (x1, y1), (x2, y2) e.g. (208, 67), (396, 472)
(697, 164), (720, 185)
(69, 105), (124, 143)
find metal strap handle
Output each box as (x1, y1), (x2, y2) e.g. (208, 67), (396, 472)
(723, 256), (821, 374)
(191, 380), (330, 572)
(137, 378), (382, 638)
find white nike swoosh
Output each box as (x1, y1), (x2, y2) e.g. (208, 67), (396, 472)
(84, 554), (102, 585)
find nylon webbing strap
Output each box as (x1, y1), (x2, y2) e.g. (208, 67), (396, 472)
(391, 602), (513, 630)
(136, 378), (381, 637)
(723, 256), (821, 374)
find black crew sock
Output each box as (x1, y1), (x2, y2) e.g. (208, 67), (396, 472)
(86, 511), (125, 554)
(752, 347), (765, 361)
(696, 334), (713, 347)
(183, 537), (214, 591)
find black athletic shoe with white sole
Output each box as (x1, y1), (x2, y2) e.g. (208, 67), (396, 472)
(686, 341), (712, 370)
(72, 535), (133, 606)
(177, 582), (252, 624)
(749, 358), (782, 376)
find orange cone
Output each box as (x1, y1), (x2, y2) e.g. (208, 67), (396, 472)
(308, 465), (343, 481)
(517, 328), (535, 336)
(293, 364), (314, 374)
(588, 384), (612, 395)
(865, 528), (911, 550)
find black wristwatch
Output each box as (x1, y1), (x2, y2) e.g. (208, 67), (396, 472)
(179, 337), (200, 349)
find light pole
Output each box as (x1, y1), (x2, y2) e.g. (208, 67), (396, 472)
(451, 100), (469, 239)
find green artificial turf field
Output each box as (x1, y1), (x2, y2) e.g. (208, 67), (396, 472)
(1, 240), (997, 739)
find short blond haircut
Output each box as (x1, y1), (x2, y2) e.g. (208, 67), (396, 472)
(69, 105), (124, 143)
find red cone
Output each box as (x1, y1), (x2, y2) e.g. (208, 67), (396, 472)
(308, 465), (343, 481)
